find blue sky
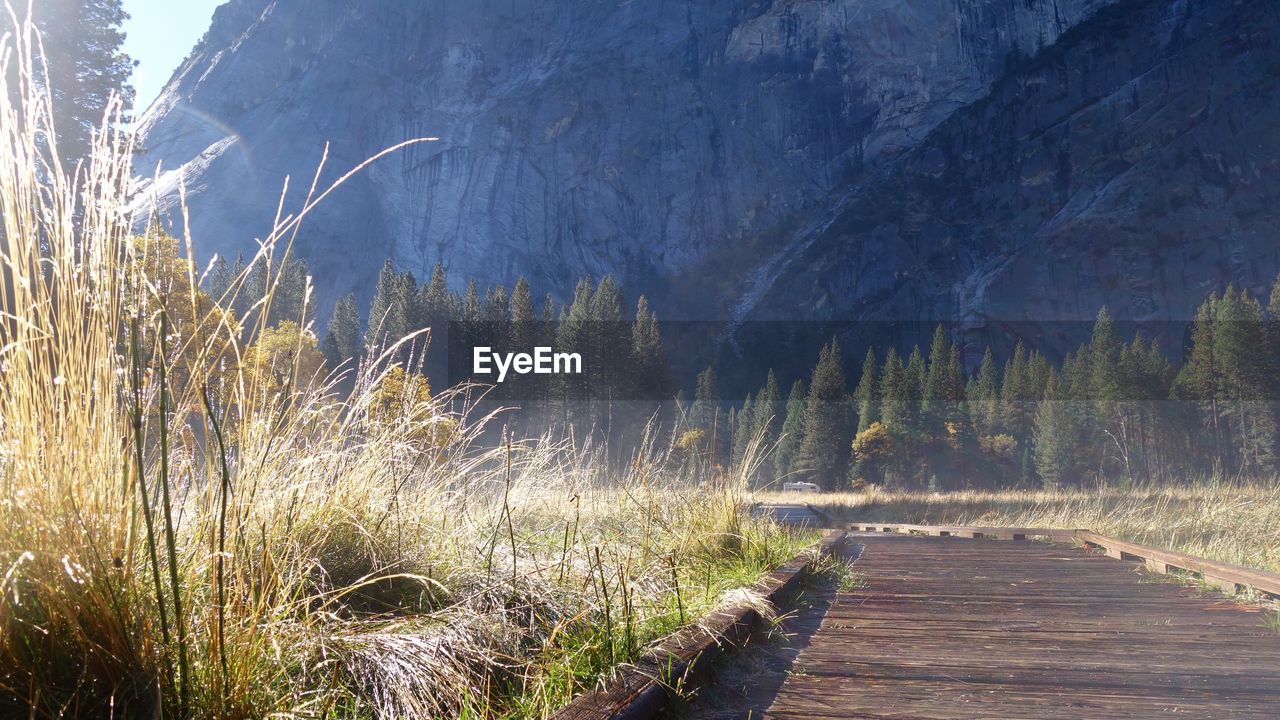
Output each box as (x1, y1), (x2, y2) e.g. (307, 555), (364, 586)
(122, 0), (226, 112)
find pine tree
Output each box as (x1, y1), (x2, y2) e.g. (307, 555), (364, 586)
(367, 260), (399, 346)
(945, 345), (966, 421)
(421, 264), (452, 327)
(484, 285), (509, 323)
(1034, 373), (1074, 488)
(753, 370), (784, 480)
(854, 348), (879, 433)
(462, 280), (482, 322)
(732, 393), (755, 467)
(509, 278), (536, 349)
(999, 343), (1030, 441)
(691, 366), (720, 430)
(1211, 287), (1274, 474)
(796, 340), (850, 488)
(630, 295), (667, 400)
(206, 254), (233, 305)
(242, 257), (269, 325)
(921, 326), (951, 430)
(229, 252), (250, 318)
(1173, 296), (1223, 470)
(416, 264), (451, 383)
(321, 293), (362, 370)
(971, 347), (1000, 437)
(775, 380), (807, 480)
(18, 0), (136, 163)
(269, 257), (312, 328)
(590, 276), (628, 423)
(555, 278), (594, 427)
(904, 346), (926, 433)
(879, 348), (908, 432)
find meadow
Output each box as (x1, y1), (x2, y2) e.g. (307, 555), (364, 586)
(759, 480), (1280, 574)
(0, 28), (810, 719)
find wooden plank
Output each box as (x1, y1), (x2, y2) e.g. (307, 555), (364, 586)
(550, 529), (848, 720)
(758, 534), (1280, 719)
(849, 522), (1078, 542)
(848, 522), (1280, 599)
(1075, 531), (1280, 599)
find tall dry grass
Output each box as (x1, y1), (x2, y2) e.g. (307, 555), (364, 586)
(761, 480), (1280, 574)
(0, 17), (808, 719)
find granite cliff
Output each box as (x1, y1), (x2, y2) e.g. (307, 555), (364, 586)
(134, 0), (1280, 357)
(135, 0), (1122, 320)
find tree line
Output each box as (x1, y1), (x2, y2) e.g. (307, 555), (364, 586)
(691, 279), (1280, 490)
(315, 260), (672, 443)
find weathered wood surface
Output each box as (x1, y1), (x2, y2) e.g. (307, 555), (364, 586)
(848, 523), (1280, 598)
(1076, 530), (1280, 599)
(849, 521), (1078, 542)
(549, 530), (847, 720)
(756, 504), (825, 528)
(761, 533), (1280, 719)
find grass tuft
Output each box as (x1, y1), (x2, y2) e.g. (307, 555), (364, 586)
(0, 16), (811, 719)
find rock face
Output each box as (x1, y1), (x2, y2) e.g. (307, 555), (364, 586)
(743, 0), (1280, 358)
(134, 0), (1120, 322)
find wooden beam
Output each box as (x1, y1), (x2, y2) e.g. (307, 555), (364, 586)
(847, 521), (1280, 599)
(1075, 531), (1280, 599)
(848, 522), (1077, 542)
(549, 529), (850, 720)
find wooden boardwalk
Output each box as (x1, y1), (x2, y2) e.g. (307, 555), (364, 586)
(759, 533), (1280, 719)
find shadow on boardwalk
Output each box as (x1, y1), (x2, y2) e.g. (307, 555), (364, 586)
(677, 533), (1280, 719)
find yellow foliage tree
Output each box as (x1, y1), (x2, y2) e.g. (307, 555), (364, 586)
(124, 229), (239, 394)
(852, 421), (894, 485)
(240, 320), (327, 397)
(368, 366), (457, 454)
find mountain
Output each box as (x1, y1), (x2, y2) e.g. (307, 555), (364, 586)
(133, 0), (1123, 324)
(739, 0), (1280, 356)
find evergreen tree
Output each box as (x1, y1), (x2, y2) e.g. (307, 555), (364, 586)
(753, 370), (784, 479)
(484, 285), (509, 323)
(1173, 296), (1224, 470)
(398, 271), (423, 337)
(18, 0), (136, 163)
(509, 278), (536, 349)
(629, 295), (668, 400)
(321, 293), (362, 370)
(242, 258), (268, 324)
(590, 276), (628, 426)
(206, 254), (232, 305)
(879, 348), (908, 432)
(367, 259), (401, 347)
(854, 348), (879, 433)
(1211, 287), (1274, 474)
(1034, 373), (1075, 488)
(462, 279), (482, 322)
(421, 263), (452, 328)
(775, 379), (807, 480)
(945, 346), (966, 408)
(732, 393), (755, 467)
(999, 343), (1030, 441)
(418, 263), (451, 383)
(229, 252), (250, 318)
(904, 346), (926, 433)
(797, 340), (850, 488)
(690, 366), (729, 466)
(691, 365), (720, 430)
(555, 278), (594, 427)
(921, 326), (951, 431)
(971, 347), (1000, 437)
(269, 257), (312, 328)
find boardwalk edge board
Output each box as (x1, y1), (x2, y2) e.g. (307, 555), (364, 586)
(849, 522), (1280, 599)
(548, 529), (849, 720)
